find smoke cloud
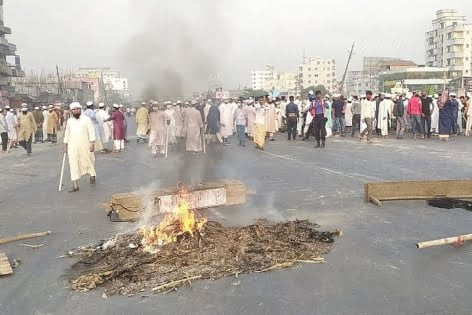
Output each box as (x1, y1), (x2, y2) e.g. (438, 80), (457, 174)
(120, 0), (231, 99)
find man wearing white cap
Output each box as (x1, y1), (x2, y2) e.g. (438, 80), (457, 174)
(96, 103), (112, 152)
(32, 106), (44, 143)
(83, 101), (103, 152)
(106, 104), (125, 152)
(47, 104), (59, 143)
(136, 102), (150, 143)
(219, 98), (232, 145)
(149, 103), (166, 157)
(183, 101), (204, 153)
(42, 105), (49, 143)
(174, 102), (184, 139)
(378, 94), (393, 138)
(4, 105), (18, 147)
(64, 102), (96, 192)
(17, 104), (37, 157)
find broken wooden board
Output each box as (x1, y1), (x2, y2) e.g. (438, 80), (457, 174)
(107, 179), (247, 221)
(364, 180), (472, 207)
(0, 253), (13, 276)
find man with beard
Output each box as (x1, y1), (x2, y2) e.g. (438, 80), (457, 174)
(63, 102), (96, 192)
(32, 106), (44, 143)
(17, 104), (37, 157)
(47, 104), (59, 143)
(183, 102), (204, 153)
(136, 102), (150, 143)
(107, 104), (126, 152)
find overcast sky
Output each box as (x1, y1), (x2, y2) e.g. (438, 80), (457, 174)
(4, 0), (472, 96)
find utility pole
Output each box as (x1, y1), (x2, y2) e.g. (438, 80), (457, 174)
(56, 65), (63, 100)
(339, 42), (355, 94)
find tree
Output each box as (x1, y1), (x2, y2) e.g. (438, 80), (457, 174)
(301, 85), (329, 97)
(242, 88), (268, 99)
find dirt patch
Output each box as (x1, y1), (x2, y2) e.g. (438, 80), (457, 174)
(68, 220), (340, 295)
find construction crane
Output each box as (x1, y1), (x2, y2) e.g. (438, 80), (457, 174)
(339, 42), (355, 94)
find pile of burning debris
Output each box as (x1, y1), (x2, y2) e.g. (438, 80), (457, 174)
(68, 188), (340, 296)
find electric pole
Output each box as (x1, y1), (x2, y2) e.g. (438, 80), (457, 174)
(339, 42), (355, 94)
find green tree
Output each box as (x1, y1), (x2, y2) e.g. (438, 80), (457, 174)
(242, 88), (268, 98)
(301, 85), (329, 97)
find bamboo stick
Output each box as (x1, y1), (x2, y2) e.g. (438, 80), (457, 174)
(416, 234), (472, 249)
(0, 231), (52, 245)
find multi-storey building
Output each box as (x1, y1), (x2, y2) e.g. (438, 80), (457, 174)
(298, 56), (336, 92)
(425, 9), (472, 78)
(0, 0), (23, 105)
(250, 66), (274, 90)
(345, 71), (377, 96)
(264, 71), (297, 94)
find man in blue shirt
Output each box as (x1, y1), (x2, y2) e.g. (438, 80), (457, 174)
(308, 90), (328, 148)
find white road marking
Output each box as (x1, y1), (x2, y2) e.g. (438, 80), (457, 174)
(259, 150), (384, 182)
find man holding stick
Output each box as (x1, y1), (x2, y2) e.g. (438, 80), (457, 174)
(63, 102), (96, 193)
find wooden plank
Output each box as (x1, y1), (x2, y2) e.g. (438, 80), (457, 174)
(0, 253), (13, 276)
(107, 180), (247, 221)
(364, 180), (472, 206)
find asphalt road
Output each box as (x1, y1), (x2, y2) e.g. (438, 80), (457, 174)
(1, 123), (471, 315)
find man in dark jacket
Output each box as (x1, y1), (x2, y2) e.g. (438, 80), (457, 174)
(420, 92), (432, 138)
(395, 94), (406, 139)
(285, 96), (299, 140)
(206, 102), (221, 144)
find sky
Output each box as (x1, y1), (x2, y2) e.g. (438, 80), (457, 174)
(4, 0), (472, 96)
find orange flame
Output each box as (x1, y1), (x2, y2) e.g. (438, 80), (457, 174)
(141, 187), (207, 253)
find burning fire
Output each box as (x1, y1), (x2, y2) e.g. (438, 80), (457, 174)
(140, 185), (207, 253)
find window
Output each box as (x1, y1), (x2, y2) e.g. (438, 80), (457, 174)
(308, 80), (312, 84)
(308, 74), (312, 77)
(317, 62), (320, 65)
(315, 74), (319, 78)
(308, 67), (311, 71)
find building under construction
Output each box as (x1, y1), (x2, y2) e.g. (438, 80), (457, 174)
(0, 0), (24, 106)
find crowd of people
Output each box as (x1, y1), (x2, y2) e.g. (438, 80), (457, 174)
(0, 89), (470, 191)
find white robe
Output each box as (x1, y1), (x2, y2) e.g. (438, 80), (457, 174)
(64, 115), (96, 181)
(219, 103), (233, 137)
(5, 112), (17, 141)
(164, 109), (176, 144)
(431, 100), (439, 133)
(378, 99), (393, 136)
(42, 110), (49, 140)
(96, 109), (112, 143)
(344, 103), (353, 127)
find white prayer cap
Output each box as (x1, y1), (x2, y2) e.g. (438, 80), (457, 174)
(48, 104), (54, 109)
(177, 100), (182, 104)
(70, 102), (81, 110)
(119, 104), (124, 108)
(207, 99), (212, 103)
(308, 90), (314, 95)
(21, 103), (28, 107)
(191, 100), (197, 105)
(112, 103), (119, 108)
(427, 95), (433, 98)
(42, 105), (47, 109)
(34, 106), (39, 110)
(98, 103), (105, 108)
(185, 101), (189, 105)
(361, 94), (366, 98)
(5, 105), (10, 109)
(450, 92), (457, 97)
(21, 107), (28, 112)
(325, 94), (331, 98)
(86, 101), (93, 106)
(141, 102), (146, 105)
(433, 94), (439, 98)
(385, 93), (392, 98)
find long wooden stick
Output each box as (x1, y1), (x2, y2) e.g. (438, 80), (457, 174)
(416, 234), (472, 249)
(0, 231), (52, 245)
(58, 152), (66, 192)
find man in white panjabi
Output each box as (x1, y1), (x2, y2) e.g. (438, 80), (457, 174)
(219, 99), (233, 145)
(265, 100), (277, 141)
(96, 103), (112, 152)
(63, 102), (96, 193)
(183, 102), (204, 153)
(378, 94), (394, 138)
(164, 103), (176, 147)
